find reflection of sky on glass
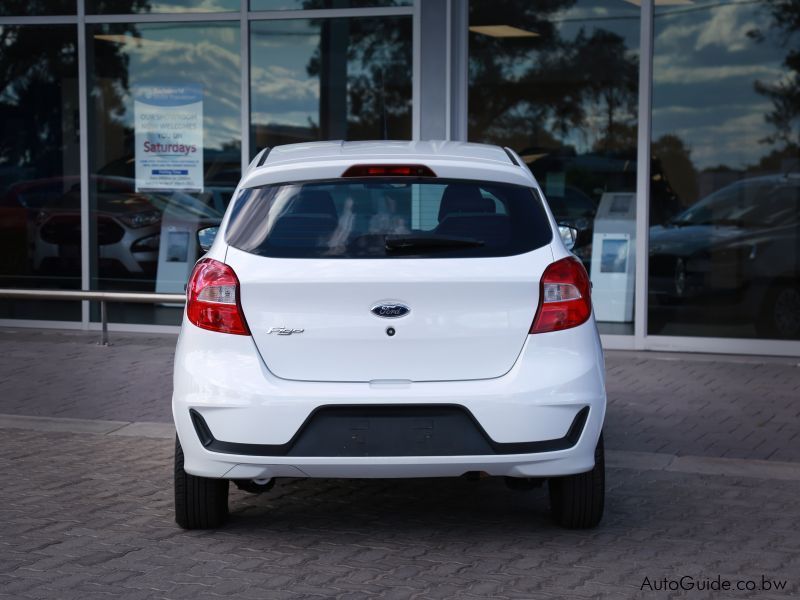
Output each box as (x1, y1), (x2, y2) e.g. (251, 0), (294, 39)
(88, 0), (238, 12)
(249, 18), (397, 130)
(250, 20), (320, 128)
(551, 0), (639, 47)
(653, 0), (786, 170)
(250, 0), (410, 10)
(104, 23), (241, 151)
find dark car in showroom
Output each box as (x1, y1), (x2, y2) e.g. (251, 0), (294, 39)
(648, 174), (800, 339)
(521, 147), (680, 271)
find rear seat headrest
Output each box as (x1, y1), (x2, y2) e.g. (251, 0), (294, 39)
(438, 184), (495, 222)
(289, 190), (337, 219)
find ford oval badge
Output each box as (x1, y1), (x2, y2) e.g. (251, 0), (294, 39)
(371, 303), (410, 318)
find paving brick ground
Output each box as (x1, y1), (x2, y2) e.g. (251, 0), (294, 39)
(0, 327), (798, 460)
(1, 327), (799, 599)
(0, 429), (798, 600)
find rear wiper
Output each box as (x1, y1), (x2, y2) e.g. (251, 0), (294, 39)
(384, 234), (485, 252)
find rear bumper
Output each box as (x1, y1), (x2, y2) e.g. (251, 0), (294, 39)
(173, 317), (606, 479)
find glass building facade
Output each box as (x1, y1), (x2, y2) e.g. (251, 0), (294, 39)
(0, 0), (798, 356)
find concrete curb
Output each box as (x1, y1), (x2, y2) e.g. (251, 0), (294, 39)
(0, 413), (173, 439)
(2, 413), (800, 481)
(605, 450), (800, 481)
(108, 421), (175, 439)
(0, 414), (130, 435)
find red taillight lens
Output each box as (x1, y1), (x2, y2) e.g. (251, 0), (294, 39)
(186, 258), (250, 335)
(530, 257), (592, 334)
(341, 164), (437, 177)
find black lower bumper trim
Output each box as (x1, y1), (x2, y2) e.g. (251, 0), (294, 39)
(189, 405), (590, 458)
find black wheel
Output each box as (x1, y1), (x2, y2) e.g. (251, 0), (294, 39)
(548, 433), (605, 529)
(174, 437), (229, 529)
(757, 281), (800, 340)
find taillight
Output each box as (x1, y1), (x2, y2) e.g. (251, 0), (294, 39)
(530, 257), (592, 334)
(186, 258), (250, 335)
(341, 164), (437, 177)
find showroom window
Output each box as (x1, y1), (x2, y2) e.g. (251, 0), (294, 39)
(0, 25), (81, 321)
(87, 22), (242, 325)
(468, 0), (641, 335)
(3, 0), (795, 354)
(648, 0), (800, 341)
(249, 16), (413, 153)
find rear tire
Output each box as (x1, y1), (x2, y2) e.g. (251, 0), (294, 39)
(548, 433), (605, 529)
(174, 437), (229, 529)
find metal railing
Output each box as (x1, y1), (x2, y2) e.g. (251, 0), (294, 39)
(0, 289), (186, 346)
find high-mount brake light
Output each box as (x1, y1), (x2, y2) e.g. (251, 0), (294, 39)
(341, 164), (437, 178)
(530, 256), (592, 334)
(186, 258), (250, 335)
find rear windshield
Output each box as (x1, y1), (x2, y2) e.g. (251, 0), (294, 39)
(225, 179), (553, 258)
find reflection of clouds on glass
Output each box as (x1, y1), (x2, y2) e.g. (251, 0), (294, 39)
(694, 4), (762, 52)
(102, 28), (240, 150)
(654, 57), (780, 84)
(551, 3), (637, 21)
(653, 1), (788, 170)
(656, 3), (770, 53)
(655, 2), (771, 53)
(658, 109), (770, 167)
(552, 2), (639, 50)
(656, 6), (766, 53)
(144, 0), (237, 11)
(252, 111), (317, 127)
(250, 65), (319, 113)
(250, 22), (320, 129)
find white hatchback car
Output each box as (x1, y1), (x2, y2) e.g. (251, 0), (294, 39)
(173, 141), (606, 530)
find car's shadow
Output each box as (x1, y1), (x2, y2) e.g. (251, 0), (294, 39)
(224, 476), (557, 535)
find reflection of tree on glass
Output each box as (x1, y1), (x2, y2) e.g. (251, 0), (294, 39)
(249, 14), (411, 153)
(469, 0), (638, 152)
(752, 0), (800, 154)
(469, 0), (641, 277)
(0, 0), (80, 16)
(0, 23), (81, 301)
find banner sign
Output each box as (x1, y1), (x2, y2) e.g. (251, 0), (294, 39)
(134, 84), (203, 192)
